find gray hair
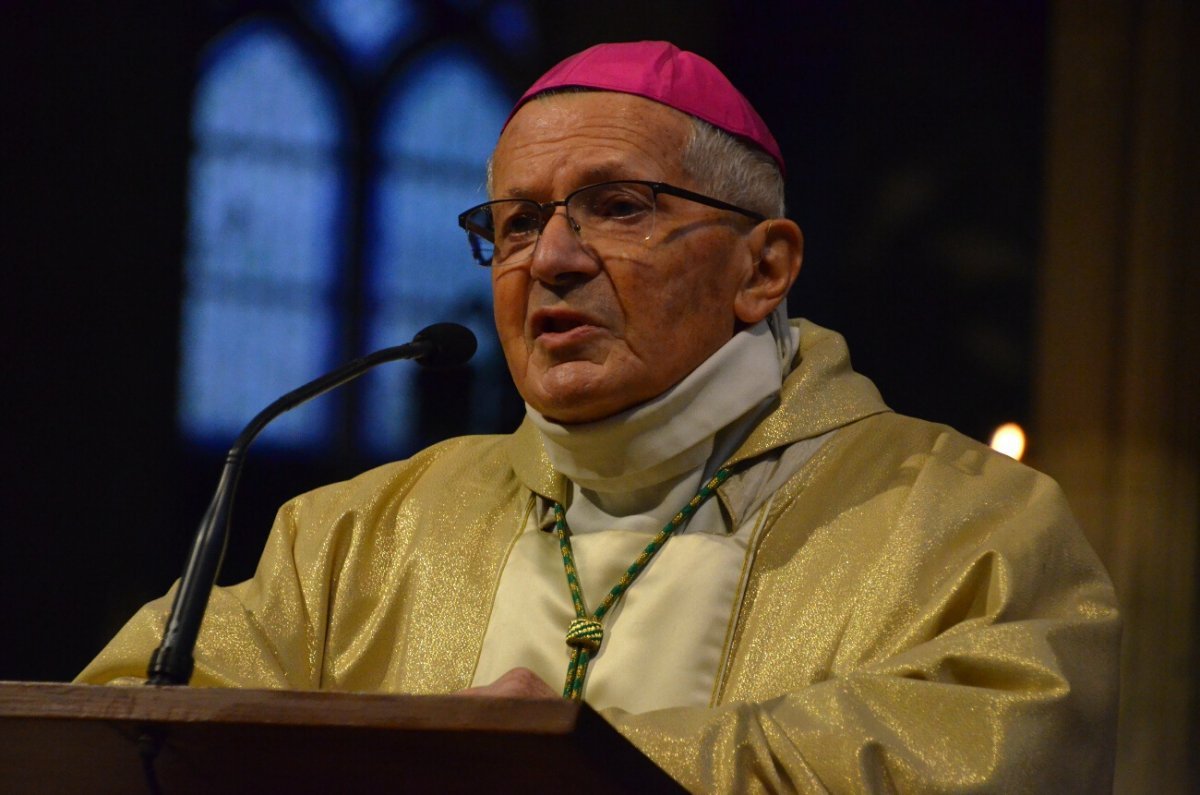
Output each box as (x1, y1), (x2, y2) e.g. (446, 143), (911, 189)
(680, 118), (793, 371)
(681, 117), (785, 219)
(488, 90), (786, 219)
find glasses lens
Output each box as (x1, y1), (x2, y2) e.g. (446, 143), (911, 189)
(467, 232), (494, 265)
(488, 200), (544, 265)
(461, 206), (496, 264)
(570, 182), (656, 242)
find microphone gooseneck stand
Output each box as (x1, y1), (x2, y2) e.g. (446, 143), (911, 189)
(146, 322), (476, 687)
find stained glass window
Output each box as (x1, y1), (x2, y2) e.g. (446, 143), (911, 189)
(178, 21), (346, 448)
(178, 4), (517, 456)
(307, 0), (423, 72)
(363, 45), (510, 453)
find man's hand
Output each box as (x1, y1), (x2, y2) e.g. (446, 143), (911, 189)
(455, 667), (559, 700)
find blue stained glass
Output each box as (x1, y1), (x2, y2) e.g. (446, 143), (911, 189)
(371, 172), (490, 301)
(186, 150), (343, 289)
(364, 46), (512, 455)
(377, 45), (510, 162)
(179, 21), (346, 448)
(195, 23), (344, 147)
(308, 0), (421, 71)
(179, 294), (334, 448)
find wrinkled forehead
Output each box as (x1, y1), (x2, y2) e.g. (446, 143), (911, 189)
(490, 91), (695, 196)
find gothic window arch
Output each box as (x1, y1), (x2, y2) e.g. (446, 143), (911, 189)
(363, 44), (511, 453)
(177, 1), (528, 458)
(179, 20), (347, 449)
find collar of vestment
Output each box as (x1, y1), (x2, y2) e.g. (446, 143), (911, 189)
(507, 318), (890, 508)
(525, 321), (782, 535)
(526, 321), (781, 495)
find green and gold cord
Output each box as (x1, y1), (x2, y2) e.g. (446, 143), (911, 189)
(553, 466), (731, 701)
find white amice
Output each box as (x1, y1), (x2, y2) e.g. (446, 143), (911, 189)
(471, 320), (829, 711)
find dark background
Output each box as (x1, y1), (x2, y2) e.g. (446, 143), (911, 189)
(2, 1), (1046, 682)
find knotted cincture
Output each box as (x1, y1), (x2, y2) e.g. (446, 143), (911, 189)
(553, 467), (732, 702)
(566, 618), (604, 652)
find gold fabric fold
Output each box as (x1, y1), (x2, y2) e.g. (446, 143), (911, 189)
(78, 320), (1119, 792)
(79, 435), (533, 693)
(604, 413), (1119, 792)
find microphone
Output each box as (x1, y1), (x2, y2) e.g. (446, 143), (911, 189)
(412, 322), (477, 369)
(147, 323), (477, 686)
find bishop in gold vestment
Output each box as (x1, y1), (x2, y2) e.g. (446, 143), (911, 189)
(81, 41), (1119, 792)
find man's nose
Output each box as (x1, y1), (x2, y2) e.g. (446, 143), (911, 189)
(527, 209), (599, 284)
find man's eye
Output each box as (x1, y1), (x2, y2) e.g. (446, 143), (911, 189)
(587, 189), (652, 220)
(498, 210), (542, 238)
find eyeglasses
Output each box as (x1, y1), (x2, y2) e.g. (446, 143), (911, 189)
(457, 180), (766, 267)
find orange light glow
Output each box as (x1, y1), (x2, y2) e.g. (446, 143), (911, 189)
(989, 422), (1027, 461)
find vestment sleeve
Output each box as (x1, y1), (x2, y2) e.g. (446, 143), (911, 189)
(603, 435), (1120, 793)
(76, 494), (327, 689)
(77, 438), (522, 693)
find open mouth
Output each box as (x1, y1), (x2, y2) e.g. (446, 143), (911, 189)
(541, 316), (584, 334)
(532, 310), (598, 339)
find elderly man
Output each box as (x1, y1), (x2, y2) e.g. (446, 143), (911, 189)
(81, 42), (1119, 792)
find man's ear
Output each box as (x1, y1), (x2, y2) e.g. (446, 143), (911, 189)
(734, 219), (804, 325)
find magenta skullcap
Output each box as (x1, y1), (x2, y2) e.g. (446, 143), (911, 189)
(506, 41), (785, 175)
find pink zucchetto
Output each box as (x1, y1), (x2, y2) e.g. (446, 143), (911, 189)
(505, 40), (785, 175)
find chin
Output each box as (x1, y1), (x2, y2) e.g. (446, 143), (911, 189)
(528, 384), (625, 424)
(530, 394), (613, 424)
(524, 361), (653, 424)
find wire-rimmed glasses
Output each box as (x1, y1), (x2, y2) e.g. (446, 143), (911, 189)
(457, 180), (766, 267)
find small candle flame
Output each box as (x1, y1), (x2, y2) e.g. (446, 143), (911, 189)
(990, 422), (1026, 461)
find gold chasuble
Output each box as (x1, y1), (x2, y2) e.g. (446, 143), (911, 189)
(79, 321), (1120, 793)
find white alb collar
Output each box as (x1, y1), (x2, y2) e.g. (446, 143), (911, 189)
(526, 320), (783, 499)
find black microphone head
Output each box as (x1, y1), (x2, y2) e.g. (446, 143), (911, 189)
(412, 323), (477, 367)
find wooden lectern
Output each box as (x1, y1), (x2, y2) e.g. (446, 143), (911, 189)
(0, 681), (684, 793)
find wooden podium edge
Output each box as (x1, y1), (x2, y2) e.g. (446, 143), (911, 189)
(0, 681), (687, 793)
(0, 680), (580, 733)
